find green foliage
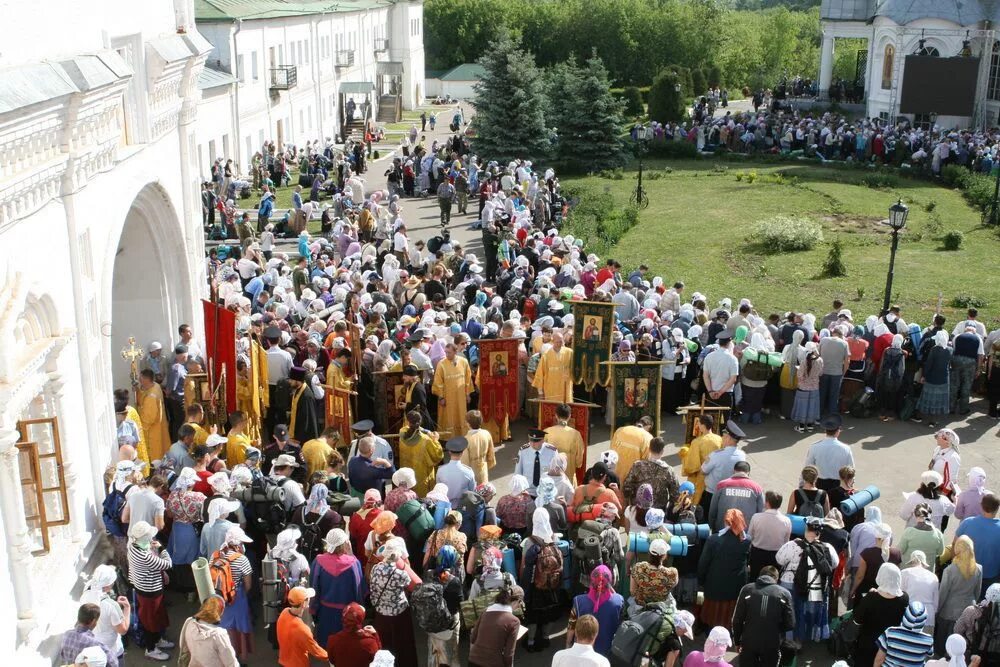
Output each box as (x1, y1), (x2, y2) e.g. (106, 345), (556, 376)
(647, 69), (686, 123)
(832, 38), (867, 83)
(692, 68), (708, 96)
(942, 231), (965, 250)
(747, 215), (824, 252)
(551, 54), (626, 172)
(561, 189), (640, 255)
(471, 30), (550, 163)
(623, 86), (644, 117)
(951, 293), (988, 309)
(821, 239), (847, 277)
(707, 63), (724, 88)
(646, 140), (698, 159)
(942, 164), (996, 214)
(924, 199), (937, 212)
(860, 171), (899, 190)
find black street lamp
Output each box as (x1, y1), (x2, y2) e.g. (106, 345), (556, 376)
(631, 125), (650, 209)
(882, 198), (909, 315)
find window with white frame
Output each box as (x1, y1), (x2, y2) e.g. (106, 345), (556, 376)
(251, 51), (259, 82)
(237, 54), (245, 83)
(990, 41), (1000, 101)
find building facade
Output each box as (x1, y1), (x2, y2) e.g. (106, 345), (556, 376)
(820, 0), (1000, 128)
(193, 0), (425, 176)
(0, 0), (209, 661)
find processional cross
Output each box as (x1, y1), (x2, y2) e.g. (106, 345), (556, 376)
(121, 336), (144, 389)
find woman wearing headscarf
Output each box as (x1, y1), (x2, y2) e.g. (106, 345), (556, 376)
(527, 477), (567, 537)
(698, 508), (750, 632)
(425, 544), (463, 667)
(871, 322), (895, 373)
(876, 333), (907, 421)
(901, 550), (940, 631)
(546, 454), (576, 505)
(791, 343), (823, 433)
(385, 468), (418, 513)
(683, 626), (734, 667)
(519, 507), (563, 652)
(850, 523), (900, 607)
(937, 536), (983, 655)
(925, 634), (971, 667)
(368, 540), (420, 667)
(366, 511), (410, 577)
(310, 528), (367, 646)
(215, 526), (254, 662)
(956, 467), (992, 521)
(852, 563), (909, 667)
(821, 509), (851, 616)
(423, 510), (467, 574)
(566, 564), (624, 657)
(200, 498), (241, 558)
(80, 564), (129, 666)
(349, 489), (383, 572)
(931, 429), (962, 522)
(496, 474), (534, 534)
(915, 330), (953, 428)
(624, 483), (656, 536)
(779, 329), (805, 419)
(900, 473), (955, 530)
(165, 467), (206, 594)
(127, 521), (173, 660)
(326, 602), (382, 667)
(899, 502), (946, 567)
(956, 584), (1000, 661)
(270, 527), (310, 584)
(290, 484), (343, 563)
(397, 410), (443, 497)
(467, 526), (506, 580)
(177, 596), (239, 667)
(468, 579), (524, 667)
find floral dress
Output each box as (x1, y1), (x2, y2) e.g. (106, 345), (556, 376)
(166, 489), (206, 565)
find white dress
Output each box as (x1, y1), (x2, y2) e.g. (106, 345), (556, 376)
(900, 565), (940, 627)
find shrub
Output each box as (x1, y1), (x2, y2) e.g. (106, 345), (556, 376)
(647, 69), (686, 123)
(646, 140), (698, 159)
(735, 172), (744, 182)
(924, 199), (937, 212)
(951, 294), (988, 309)
(821, 240), (847, 277)
(747, 215), (824, 253)
(860, 171), (899, 190)
(746, 170), (758, 184)
(623, 86), (644, 117)
(855, 287), (865, 301)
(373, 150), (380, 159)
(942, 230), (964, 250)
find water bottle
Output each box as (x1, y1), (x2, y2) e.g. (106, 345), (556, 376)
(640, 652), (651, 667)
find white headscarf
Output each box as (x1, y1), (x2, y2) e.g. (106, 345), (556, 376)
(941, 634), (968, 667)
(271, 527), (303, 561)
(782, 329), (805, 365)
(509, 474), (530, 496)
(875, 523), (893, 561)
(873, 322), (889, 337)
(207, 498), (239, 524)
(935, 330), (949, 348)
(84, 564), (118, 592)
(172, 466), (198, 491)
(876, 562), (903, 597)
(968, 467), (987, 491)
(531, 507), (554, 542)
(891, 334), (904, 349)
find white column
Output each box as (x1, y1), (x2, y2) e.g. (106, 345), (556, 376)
(819, 34), (835, 99)
(0, 428), (37, 634)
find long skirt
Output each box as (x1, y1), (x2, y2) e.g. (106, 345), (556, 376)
(700, 598), (737, 631)
(918, 381), (950, 416)
(136, 589), (169, 648)
(167, 521), (199, 565)
(525, 585), (564, 626)
(791, 388), (820, 424)
(372, 608), (418, 667)
(220, 584), (254, 660)
(426, 612), (461, 667)
(782, 582), (831, 642)
(741, 384), (766, 418)
(780, 388), (796, 420)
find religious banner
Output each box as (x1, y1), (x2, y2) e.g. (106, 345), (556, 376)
(609, 361), (665, 434)
(374, 370), (407, 435)
(537, 399), (593, 483)
(572, 301), (615, 390)
(325, 387), (354, 447)
(475, 338), (521, 424)
(202, 299), (237, 414)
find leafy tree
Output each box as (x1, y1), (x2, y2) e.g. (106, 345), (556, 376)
(647, 69), (686, 123)
(692, 68), (708, 97)
(707, 63), (724, 88)
(623, 86), (644, 117)
(552, 54), (626, 171)
(471, 30), (550, 163)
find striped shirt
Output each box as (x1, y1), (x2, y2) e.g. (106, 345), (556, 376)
(877, 625), (933, 667)
(127, 543), (172, 593)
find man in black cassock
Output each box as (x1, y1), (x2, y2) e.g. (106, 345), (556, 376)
(288, 366), (321, 443)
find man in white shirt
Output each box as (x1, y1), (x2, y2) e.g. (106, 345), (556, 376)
(702, 330), (739, 419)
(555, 614), (610, 667)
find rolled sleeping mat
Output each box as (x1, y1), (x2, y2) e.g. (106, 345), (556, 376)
(788, 514), (807, 537)
(501, 547), (516, 576)
(766, 352), (784, 368)
(840, 486), (881, 517)
(580, 535), (603, 563)
(578, 520), (606, 537)
(685, 339), (699, 353)
(192, 557), (214, 604)
(557, 539), (573, 591)
(627, 532), (689, 557)
(261, 555), (284, 625)
(664, 523), (710, 540)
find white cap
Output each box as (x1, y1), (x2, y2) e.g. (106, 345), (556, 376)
(149, 341), (162, 352)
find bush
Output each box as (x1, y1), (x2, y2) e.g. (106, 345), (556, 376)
(860, 171), (899, 190)
(747, 215), (824, 253)
(923, 199), (937, 212)
(647, 69), (686, 123)
(623, 86), (644, 117)
(821, 239), (847, 277)
(951, 293), (988, 309)
(692, 68), (707, 97)
(707, 63), (723, 88)
(646, 139), (698, 159)
(373, 150), (380, 159)
(942, 230), (964, 250)
(942, 164), (994, 213)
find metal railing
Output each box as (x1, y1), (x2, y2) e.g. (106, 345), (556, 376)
(374, 38), (389, 52)
(269, 66), (297, 90)
(335, 50), (355, 67)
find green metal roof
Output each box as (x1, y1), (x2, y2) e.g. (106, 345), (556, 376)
(439, 64), (485, 82)
(424, 68), (447, 80)
(194, 0), (392, 21)
(339, 81), (374, 93)
(198, 66), (237, 90)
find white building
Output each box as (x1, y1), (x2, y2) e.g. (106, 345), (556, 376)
(193, 0), (425, 176)
(820, 0), (1000, 127)
(424, 63), (485, 100)
(0, 0), (209, 662)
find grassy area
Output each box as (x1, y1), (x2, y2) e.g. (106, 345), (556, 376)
(561, 159), (999, 324)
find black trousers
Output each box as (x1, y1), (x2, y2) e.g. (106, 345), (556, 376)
(738, 647), (781, 667)
(817, 478), (839, 493)
(706, 391), (735, 422)
(748, 546), (778, 579)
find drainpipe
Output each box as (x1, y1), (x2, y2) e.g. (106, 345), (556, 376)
(232, 19), (243, 169)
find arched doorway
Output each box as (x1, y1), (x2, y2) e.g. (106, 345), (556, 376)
(109, 183), (194, 390)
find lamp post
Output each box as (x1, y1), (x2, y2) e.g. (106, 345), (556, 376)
(882, 198), (909, 315)
(631, 125), (650, 209)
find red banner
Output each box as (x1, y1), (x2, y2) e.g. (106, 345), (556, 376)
(202, 300), (237, 414)
(325, 388), (353, 448)
(537, 400), (592, 484)
(476, 338), (521, 424)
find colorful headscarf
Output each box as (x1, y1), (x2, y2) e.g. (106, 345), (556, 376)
(479, 525), (502, 542)
(476, 482), (497, 503)
(342, 602), (367, 632)
(645, 508), (665, 530)
(481, 546), (503, 580)
(704, 626), (732, 662)
(953, 535), (978, 580)
(371, 511), (397, 535)
(587, 564), (614, 612)
(363, 488), (381, 508)
(635, 483), (654, 510)
(436, 544), (458, 576)
(724, 508), (747, 540)
(535, 477), (558, 507)
(600, 502), (620, 523)
(305, 484), (330, 515)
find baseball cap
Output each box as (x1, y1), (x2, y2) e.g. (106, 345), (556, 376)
(286, 586), (316, 606)
(649, 539), (669, 556)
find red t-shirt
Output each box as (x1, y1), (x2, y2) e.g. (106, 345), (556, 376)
(595, 268), (614, 286)
(192, 470), (213, 495)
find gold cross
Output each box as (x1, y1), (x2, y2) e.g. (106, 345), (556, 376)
(120, 336), (143, 386)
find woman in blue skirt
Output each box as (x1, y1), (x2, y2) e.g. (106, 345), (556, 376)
(165, 467), (206, 594)
(915, 331), (952, 428)
(792, 346), (824, 433)
(216, 526), (255, 662)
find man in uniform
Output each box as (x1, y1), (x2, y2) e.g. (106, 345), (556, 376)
(532, 332), (574, 403)
(264, 325), (293, 438)
(515, 428), (558, 497)
(609, 415), (654, 482)
(436, 436), (476, 507)
(700, 419), (748, 515)
(137, 369), (170, 462)
(544, 403), (586, 484)
(432, 342), (474, 437)
(347, 419), (394, 464)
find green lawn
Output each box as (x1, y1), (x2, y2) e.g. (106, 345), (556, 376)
(561, 159), (999, 324)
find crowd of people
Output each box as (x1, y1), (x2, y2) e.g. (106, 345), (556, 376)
(56, 126), (1000, 667)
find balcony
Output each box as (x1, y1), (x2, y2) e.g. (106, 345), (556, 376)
(269, 66), (297, 91)
(374, 38), (389, 53)
(336, 50), (355, 68)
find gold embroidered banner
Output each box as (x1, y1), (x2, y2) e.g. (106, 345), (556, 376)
(476, 338), (521, 424)
(374, 370), (407, 434)
(572, 301), (616, 390)
(609, 361), (666, 434)
(324, 387), (354, 447)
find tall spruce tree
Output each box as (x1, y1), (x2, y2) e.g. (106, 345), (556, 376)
(552, 54), (625, 172)
(471, 30), (550, 163)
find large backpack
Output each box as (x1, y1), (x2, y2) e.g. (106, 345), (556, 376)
(742, 352), (776, 382)
(398, 499), (435, 543)
(574, 520), (614, 587)
(458, 490), (486, 541)
(411, 580), (454, 633)
(795, 489), (827, 519)
(239, 476), (288, 534)
(102, 483), (133, 538)
(460, 572), (521, 629)
(298, 514), (325, 563)
(531, 538), (564, 591)
(792, 539), (833, 597)
(610, 601), (674, 666)
(209, 550), (242, 604)
(973, 605), (1000, 658)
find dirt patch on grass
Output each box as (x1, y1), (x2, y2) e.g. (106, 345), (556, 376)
(820, 213), (888, 234)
